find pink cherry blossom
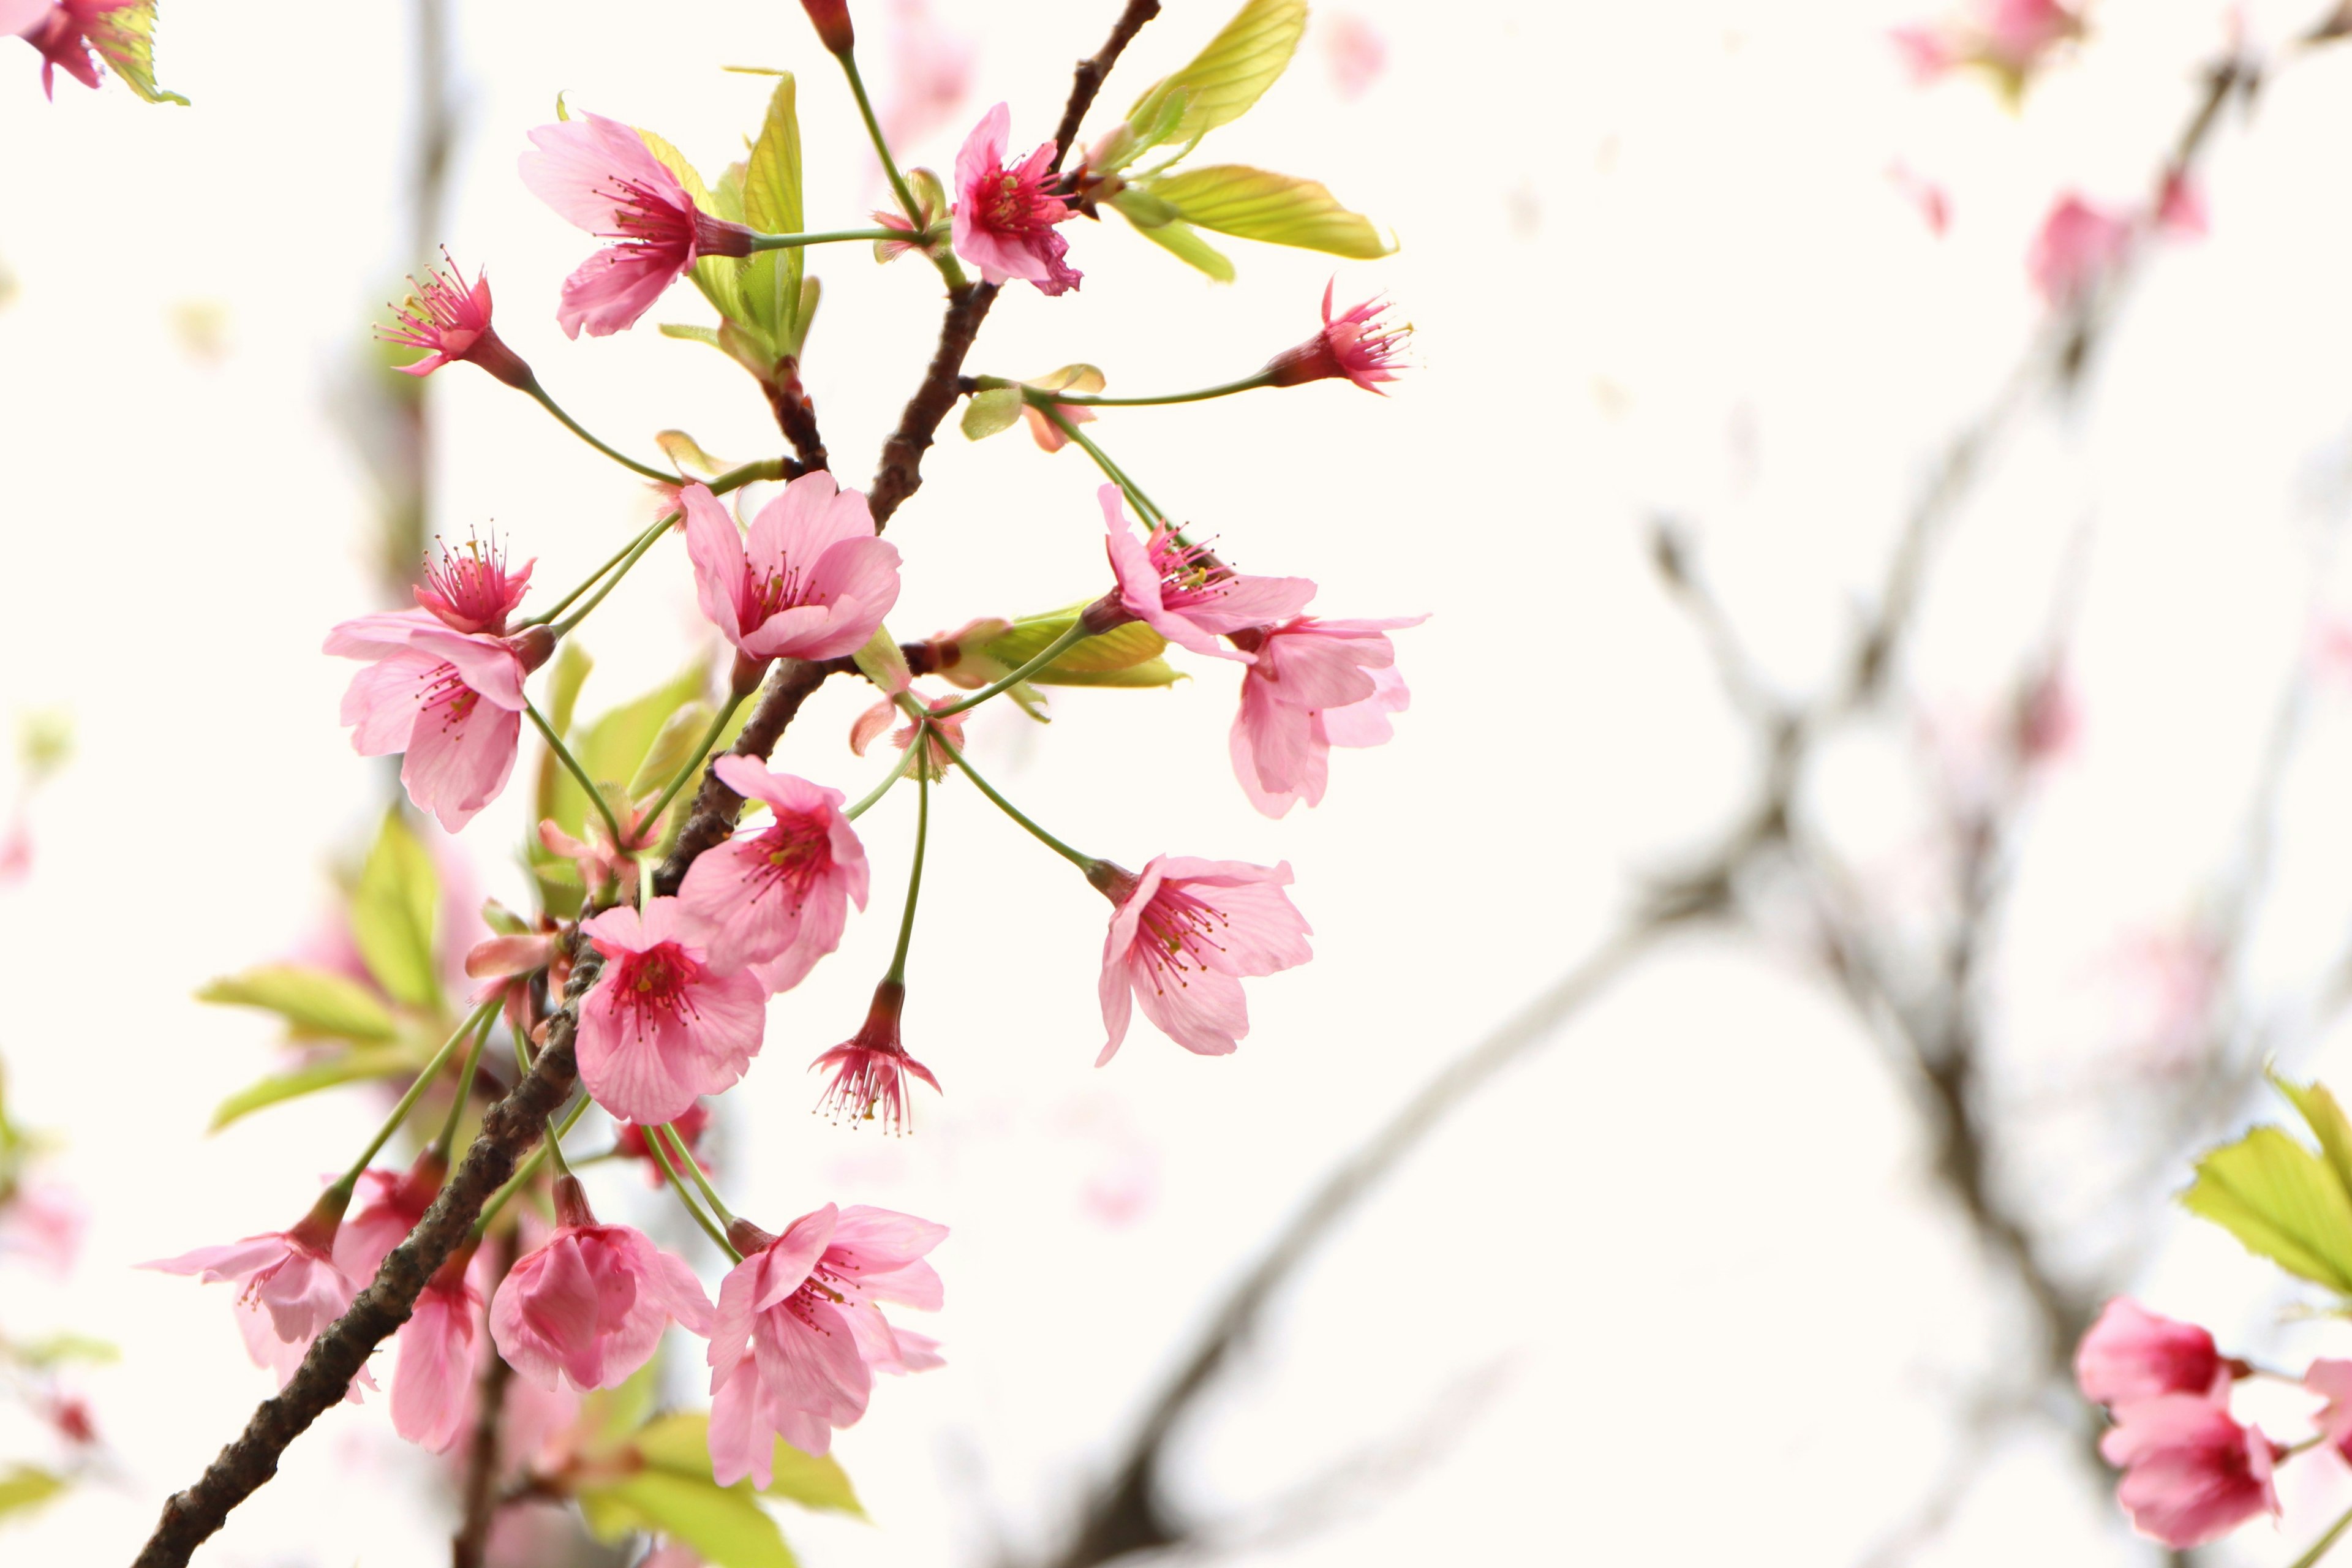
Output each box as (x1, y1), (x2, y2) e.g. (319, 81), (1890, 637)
(393, 1254), (483, 1452)
(379, 253), (535, 388)
(1021, 397), (1093, 452)
(676, 756), (869, 981)
(325, 612), (547, 832)
(952, 102), (1080, 295)
(1322, 13), (1387, 100)
(2156, 172), (2209, 239)
(2307, 1360), (2352, 1459)
(2075, 1298), (2225, 1408)
(143, 1194), (364, 1393)
(1263, 282), (1411, 393)
(538, 804), (655, 908)
(1227, 614), (1424, 818)
(812, 981), (940, 1134)
(849, 688), (967, 785)
(706, 1203), (946, 1483)
(12, 1), (136, 99)
(519, 112), (755, 339)
(1891, 0), (2079, 92)
(684, 475), (902, 663)
(0, 1180), (84, 1275)
(333, 1150), (445, 1284)
(2098, 1393), (2280, 1548)
(576, 897), (769, 1125)
(489, 1178), (714, 1392)
(1090, 856), (1313, 1065)
(879, 0), (974, 148)
(2028, 192), (2133, 307)
(1094, 486), (1315, 662)
(415, 532), (534, 636)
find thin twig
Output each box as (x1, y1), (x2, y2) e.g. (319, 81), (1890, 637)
(1050, 0), (1163, 170)
(451, 1231), (513, 1568)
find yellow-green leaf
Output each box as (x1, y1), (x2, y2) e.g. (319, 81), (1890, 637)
(579, 1471), (797, 1568)
(2275, 1071), (2352, 1204)
(984, 617), (1171, 680)
(743, 75), (807, 356)
(851, 625), (911, 696)
(657, 430), (738, 480)
(547, 642), (593, 739)
(1127, 0), (1306, 148)
(960, 387), (1025, 441)
(0, 1465), (66, 1521)
(209, 1049), (412, 1133)
(1120, 209), (1235, 282)
(629, 701), (718, 805)
(1145, 165), (1391, 258)
(13, 1332), (118, 1368)
(100, 3), (188, 105)
(197, 966), (398, 1042)
(543, 665), (712, 844)
(351, 811), (440, 1009)
(630, 1413), (864, 1518)
(637, 127), (750, 324)
(2182, 1126), (2352, 1293)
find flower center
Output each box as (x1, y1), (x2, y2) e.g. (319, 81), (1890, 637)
(752, 813), (832, 910)
(1135, 886), (1231, 994)
(417, 663), (482, 728)
(615, 941), (701, 1023)
(1145, 529), (1231, 611)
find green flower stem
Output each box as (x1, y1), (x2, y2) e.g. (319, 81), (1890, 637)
(2285, 1503), (2352, 1568)
(549, 518), (673, 640)
(635, 690), (747, 843)
(647, 1131), (740, 1261)
(655, 1121), (734, 1227)
(744, 225), (937, 251)
(519, 458), (785, 631)
(843, 747), (919, 821)
(430, 1006), (499, 1159)
(521, 378), (674, 482)
(923, 721), (1098, 872)
(524, 699), (627, 851)
(979, 372), (1278, 407)
(470, 1095), (592, 1241)
(1046, 407), (1171, 526)
(883, 759), (930, 985)
(337, 998), (501, 1191)
(837, 49), (969, 288)
(928, 620), (1092, 717)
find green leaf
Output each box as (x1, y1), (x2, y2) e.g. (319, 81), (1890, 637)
(2275, 1071), (2352, 1203)
(1126, 0), (1306, 148)
(851, 625), (912, 697)
(197, 966), (398, 1042)
(0, 1465), (66, 1521)
(1119, 209), (1235, 282)
(2182, 1125), (2352, 1293)
(579, 1472), (797, 1568)
(636, 127), (750, 325)
(100, 3), (189, 105)
(577, 1363), (662, 1454)
(742, 75), (807, 357)
(1144, 165), (1392, 258)
(544, 665), (711, 843)
(546, 642), (594, 739)
(351, 811), (440, 1010)
(960, 387), (1025, 441)
(628, 701), (718, 804)
(209, 1049), (412, 1133)
(661, 323), (728, 353)
(13, 1332), (118, 1368)
(657, 430), (737, 480)
(631, 1413), (864, 1518)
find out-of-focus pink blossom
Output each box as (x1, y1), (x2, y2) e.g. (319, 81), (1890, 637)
(393, 1254), (483, 1452)
(519, 113), (755, 339)
(0, 814), (28, 886)
(677, 756), (869, 981)
(414, 534), (533, 636)
(1227, 614), (1423, 818)
(0, 1180), (84, 1275)
(2076, 1299), (2225, 1408)
(1095, 486), (1315, 662)
(684, 475), (901, 663)
(1321, 13), (1386, 99)
(706, 1203), (946, 1482)
(489, 1178), (714, 1392)
(143, 1193), (366, 1395)
(379, 254), (534, 388)
(614, 1102), (712, 1187)
(850, 688), (967, 785)
(2157, 172), (2210, 239)
(538, 804), (655, 908)
(12, 0), (140, 99)
(325, 612), (548, 832)
(576, 897), (769, 1125)
(879, 0), (974, 149)
(2307, 1360), (2352, 1459)
(812, 981), (940, 1134)
(2099, 1393), (2280, 1548)
(1888, 163), (1952, 237)
(1263, 282), (1411, 394)
(1891, 0), (2081, 94)
(2016, 666), (2081, 765)
(1090, 856), (1313, 1064)
(334, 1150), (445, 1284)
(2028, 192), (2133, 307)
(952, 103), (1080, 295)
(45, 1394), (96, 1447)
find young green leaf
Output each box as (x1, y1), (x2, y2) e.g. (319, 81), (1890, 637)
(102, 4), (188, 105)
(851, 624), (913, 696)
(2182, 1125), (2352, 1294)
(576, 1471), (797, 1568)
(209, 1048), (414, 1134)
(351, 810), (441, 1010)
(2272, 1070), (2352, 1202)
(628, 1412), (864, 1517)
(743, 75), (807, 357)
(546, 642), (594, 741)
(960, 387), (1027, 440)
(1126, 0), (1306, 149)
(0, 1466), (66, 1521)
(1115, 206), (1237, 282)
(636, 127), (752, 325)
(544, 666), (712, 843)
(1145, 165), (1392, 258)
(197, 967), (399, 1042)
(628, 701), (718, 805)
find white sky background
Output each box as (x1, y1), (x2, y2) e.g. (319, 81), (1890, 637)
(8, 1), (2352, 1564)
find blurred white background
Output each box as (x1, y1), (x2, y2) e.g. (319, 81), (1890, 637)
(9, 1), (2352, 1564)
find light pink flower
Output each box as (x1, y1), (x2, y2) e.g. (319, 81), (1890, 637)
(952, 102), (1080, 295)
(415, 532), (534, 636)
(676, 756), (869, 981)
(684, 476), (901, 663)
(2307, 1360), (2352, 1459)
(334, 1150), (446, 1284)
(325, 612), (547, 832)
(489, 1178), (714, 1392)
(1021, 398), (1093, 452)
(538, 805), (654, 908)
(1888, 162), (1951, 237)
(393, 1254), (483, 1452)
(1891, 0), (2079, 91)
(2028, 192), (2133, 307)
(706, 1203), (946, 1483)
(0, 1181), (84, 1275)
(2075, 1299), (2225, 1408)
(143, 1194), (364, 1394)
(519, 112), (755, 339)
(1227, 614), (1424, 818)
(812, 981), (940, 1135)
(576, 897), (769, 1125)
(2156, 172), (2209, 239)
(1095, 486), (1315, 662)
(880, 0), (974, 149)
(1263, 282), (1411, 394)
(849, 688), (967, 785)
(2098, 1393), (2280, 1548)
(12, 1), (135, 99)
(1090, 856), (1313, 1065)
(379, 254), (535, 388)
(1322, 13), (1387, 100)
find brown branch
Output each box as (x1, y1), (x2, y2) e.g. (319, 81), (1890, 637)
(451, 1232), (514, 1568)
(763, 356), (829, 477)
(1050, 0), (1162, 170)
(132, 658), (834, 1568)
(868, 282), (999, 532)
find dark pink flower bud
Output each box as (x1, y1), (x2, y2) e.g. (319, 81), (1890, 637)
(2075, 1298), (2224, 1407)
(1262, 281), (1411, 393)
(799, 0), (854, 53)
(378, 252), (535, 389)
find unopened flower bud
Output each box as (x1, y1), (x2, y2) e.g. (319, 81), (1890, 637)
(799, 0), (855, 54)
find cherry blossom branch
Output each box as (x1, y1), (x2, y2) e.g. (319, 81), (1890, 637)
(451, 1230), (513, 1568)
(869, 281), (1000, 531)
(1049, 0), (1163, 170)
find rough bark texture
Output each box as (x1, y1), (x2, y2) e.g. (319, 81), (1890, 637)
(1049, 0), (1163, 170)
(867, 282), (998, 532)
